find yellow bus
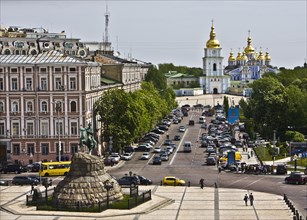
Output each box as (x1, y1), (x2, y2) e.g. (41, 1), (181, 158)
(39, 161), (71, 177)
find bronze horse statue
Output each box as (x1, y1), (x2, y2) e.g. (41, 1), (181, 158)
(79, 122), (97, 153)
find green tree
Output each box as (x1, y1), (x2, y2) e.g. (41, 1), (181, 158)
(145, 65), (167, 91)
(285, 131), (305, 142)
(223, 96), (229, 118)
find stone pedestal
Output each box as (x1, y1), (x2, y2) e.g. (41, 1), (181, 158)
(52, 152), (123, 209)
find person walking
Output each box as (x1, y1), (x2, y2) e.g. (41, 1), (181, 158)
(243, 194), (249, 206)
(249, 193), (254, 206)
(199, 178), (204, 189)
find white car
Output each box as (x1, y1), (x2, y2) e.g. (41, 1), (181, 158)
(161, 153), (169, 161)
(140, 152), (150, 160)
(121, 152), (133, 161)
(153, 146), (162, 153)
(109, 153), (121, 163)
(178, 126), (186, 132)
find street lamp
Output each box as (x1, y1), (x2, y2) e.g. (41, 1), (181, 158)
(55, 101), (62, 162)
(103, 180), (114, 209)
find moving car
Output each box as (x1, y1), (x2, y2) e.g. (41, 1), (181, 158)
(12, 176), (39, 185)
(163, 176), (185, 186)
(135, 145), (151, 152)
(285, 172), (307, 185)
(140, 152), (150, 160)
(117, 176), (140, 186)
(178, 126), (186, 132)
(3, 164), (26, 174)
(174, 135), (181, 141)
(137, 175), (152, 185)
(183, 141), (192, 153)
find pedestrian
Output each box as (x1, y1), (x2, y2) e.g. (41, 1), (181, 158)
(31, 182), (34, 194)
(243, 194), (248, 206)
(199, 178), (204, 189)
(166, 133), (169, 140)
(251, 150), (254, 157)
(249, 193), (254, 206)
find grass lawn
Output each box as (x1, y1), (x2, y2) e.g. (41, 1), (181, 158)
(287, 158), (307, 167)
(254, 146), (272, 161)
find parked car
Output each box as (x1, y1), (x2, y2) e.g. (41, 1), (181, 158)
(166, 146), (174, 154)
(140, 152), (150, 160)
(121, 152), (133, 161)
(152, 156), (162, 165)
(124, 146), (135, 153)
(164, 139), (173, 146)
(12, 176), (39, 185)
(104, 158), (115, 166)
(153, 146), (162, 153)
(152, 128), (165, 134)
(276, 164), (287, 175)
(137, 175), (152, 185)
(135, 145), (151, 152)
(3, 164), (26, 174)
(117, 176), (140, 186)
(109, 153), (121, 164)
(285, 172), (307, 185)
(163, 176), (185, 186)
(0, 179), (9, 186)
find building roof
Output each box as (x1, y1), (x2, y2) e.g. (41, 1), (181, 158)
(0, 50), (87, 65)
(101, 77), (118, 85)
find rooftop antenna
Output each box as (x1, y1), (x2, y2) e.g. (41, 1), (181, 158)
(104, 2), (110, 44)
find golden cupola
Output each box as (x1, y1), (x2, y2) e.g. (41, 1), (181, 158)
(236, 52), (242, 61)
(265, 52), (271, 61)
(257, 51), (264, 60)
(241, 52), (248, 61)
(244, 33), (255, 54)
(206, 22), (220, 48)
(228, 52), (235, 62)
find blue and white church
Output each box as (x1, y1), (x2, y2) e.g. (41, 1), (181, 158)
(199, 22), (230, 94)
(224, 31), (278, 82)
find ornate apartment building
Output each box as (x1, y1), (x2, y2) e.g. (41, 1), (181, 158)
(0, 50), (121, 165)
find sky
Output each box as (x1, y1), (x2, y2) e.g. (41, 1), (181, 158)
(0, 0), (306, 69)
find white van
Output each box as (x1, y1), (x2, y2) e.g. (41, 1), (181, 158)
(183, 141), (192, 153)
(199, 116), (206, 124)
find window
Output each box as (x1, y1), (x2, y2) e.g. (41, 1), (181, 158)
(11, 68), (18, 73)
(0, 78), (4, 91)
(27, 144), (34, 156)
(13, 144), (20, 155)
(11, 78), (18, 91)
(41, 122), (48, 136)
(27, 122), (34, 135)
(0, 122), (4, 136)
(55, 77), (62, 90)
(40, 68), (47, 73)
(40, 77), (47, 91)
(55, 67), (61, 73)
(41, 143), (49, 155)
(55, 102), (62, 112)
(12, 122), (19, 135)
(12, 101), (18, 112)
(56, 121), (63, 135)
(69, 67), (76, 72)
(71, 122), (77, 135)
(71, 143), (78, 154)
(25, 68), (32, 73)
(26, 78), (32, 90)
(213, 63), (217, 71)
(0, 102), (4, 112)
(41, 101), (48, 112)
(26, 101), (33, 112)
(70, 77), (76, 90)
(70, 101), (76, 112)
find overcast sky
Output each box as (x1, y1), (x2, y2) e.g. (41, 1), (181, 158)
(1, 0), (306, 69)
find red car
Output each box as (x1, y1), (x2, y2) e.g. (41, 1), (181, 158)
(285, 172), (307, 185)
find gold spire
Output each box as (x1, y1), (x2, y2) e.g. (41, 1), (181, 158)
(265, 52), (271, 61)
(228, 51), (235, 61)
(236, 52), (242, 61)
(244, 30), (255, 54)
(257, 51), (264, 60)
(206, 20), (220, 48)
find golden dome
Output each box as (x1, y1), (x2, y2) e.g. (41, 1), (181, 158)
(206, 23), (220, 48)
(265, 52), (271, 61)
(228, 52), (235, 61)
(257, 51), (264, 60)
(241, 52), (248, 61)
(236, 52), (242, 60)
(244, 35), (255, 54)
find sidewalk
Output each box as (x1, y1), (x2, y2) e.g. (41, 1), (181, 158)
(0, 185), (294, 220)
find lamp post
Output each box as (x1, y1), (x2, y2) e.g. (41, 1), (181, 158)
(55, 101), (61, 162)
(104, 180), (114, 209)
